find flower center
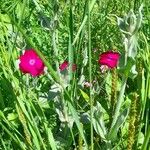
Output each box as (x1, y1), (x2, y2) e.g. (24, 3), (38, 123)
(29, 59), (35, 66)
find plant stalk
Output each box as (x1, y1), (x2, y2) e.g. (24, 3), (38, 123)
(110, 76), (127, 129)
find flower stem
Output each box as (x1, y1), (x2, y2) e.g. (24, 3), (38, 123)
(110, 76), (127, 129)
(141, 125), (150, 150)
(87, 0), (93, 149)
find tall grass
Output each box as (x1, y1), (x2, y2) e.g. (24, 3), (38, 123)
(0, 0), (150, 149)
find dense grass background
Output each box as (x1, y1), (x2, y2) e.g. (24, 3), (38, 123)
(0, 0), (150, 149)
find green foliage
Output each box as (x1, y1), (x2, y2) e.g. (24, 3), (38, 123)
(0, 0), (150, 150)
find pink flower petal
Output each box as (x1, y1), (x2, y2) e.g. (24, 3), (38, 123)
(59, 60), (77, 72)
(59, 60), (69, 71)
(35, 57), (44, 70)
(30, 68), (41, 77)
(98, 50), (120, 68)
(19, 49), (45, 77)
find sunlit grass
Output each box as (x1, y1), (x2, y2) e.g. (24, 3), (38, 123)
(0, 0), (150, 149)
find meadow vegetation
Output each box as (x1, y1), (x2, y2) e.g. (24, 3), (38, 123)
(0, 0), (150, 149)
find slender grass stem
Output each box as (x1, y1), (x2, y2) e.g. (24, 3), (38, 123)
(72, 0), (96, 45)
(52, 0), (60, 77)
(87, 1), (93, 149)
(141, 125), (150, 150)
(11, 0), (27, 53)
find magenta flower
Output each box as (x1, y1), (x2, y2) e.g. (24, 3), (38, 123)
(19, 49), (45, 77)
(59, 60), (69, 71)
(98, 51), (120, 69)
(59, 60), (77, 72)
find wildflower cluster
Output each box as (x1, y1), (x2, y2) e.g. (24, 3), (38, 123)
(18, 49), (120, 76)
